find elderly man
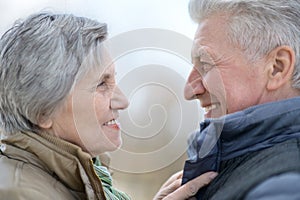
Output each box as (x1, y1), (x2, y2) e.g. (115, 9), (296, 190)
(182, 0), (300, 199)
(156, 0), (300, 199)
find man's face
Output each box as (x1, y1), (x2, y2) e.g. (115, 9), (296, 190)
(184, 15), (269, 118)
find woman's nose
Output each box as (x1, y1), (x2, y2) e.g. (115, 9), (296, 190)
(110, 86), (129, 110)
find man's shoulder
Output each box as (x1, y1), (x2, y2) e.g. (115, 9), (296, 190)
(205, 139), (300, 199)
(245, 172), (300, 200)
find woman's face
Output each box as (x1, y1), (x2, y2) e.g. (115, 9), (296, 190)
(48, 52), (129, 156)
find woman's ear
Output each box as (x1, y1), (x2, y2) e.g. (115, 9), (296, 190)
(38, 116), (53, 129)
(266, 46), (295, 91)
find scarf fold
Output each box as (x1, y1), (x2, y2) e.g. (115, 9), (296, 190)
(93, 163), (131, 200)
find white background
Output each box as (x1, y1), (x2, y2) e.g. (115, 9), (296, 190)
(0, 0), (196, 37)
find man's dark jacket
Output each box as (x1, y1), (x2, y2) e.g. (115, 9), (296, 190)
(182, 97), (300, 200)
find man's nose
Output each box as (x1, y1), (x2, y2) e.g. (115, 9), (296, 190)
(184, 68), (206, 100)
(110, 86), (129, 110)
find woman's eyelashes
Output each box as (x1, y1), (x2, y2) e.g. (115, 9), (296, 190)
(97, 75), (109, 89)
(96, 79), (116, 91)
(97, 81), (106, 88)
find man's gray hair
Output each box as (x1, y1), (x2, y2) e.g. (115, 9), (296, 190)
(189, 0), (300, 88)
(0, 12), (107, 135)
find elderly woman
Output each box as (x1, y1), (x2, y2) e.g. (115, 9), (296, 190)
(0, 12), (130, 199)
(0, 12), (216, 200)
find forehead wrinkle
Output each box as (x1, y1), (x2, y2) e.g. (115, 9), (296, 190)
(192, 40), (234, 67)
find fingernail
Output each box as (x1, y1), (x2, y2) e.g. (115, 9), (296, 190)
(208, 172), (218, 180)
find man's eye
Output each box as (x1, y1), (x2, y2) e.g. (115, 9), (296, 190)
(200, 62), (214, 73)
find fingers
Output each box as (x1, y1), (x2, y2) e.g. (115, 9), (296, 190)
(160, 171), (183, 189)
(153, 178), (182, 200)
(162, 171), (218, 200)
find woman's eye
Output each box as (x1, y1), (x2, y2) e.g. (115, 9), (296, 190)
(97, 81), (106, 88)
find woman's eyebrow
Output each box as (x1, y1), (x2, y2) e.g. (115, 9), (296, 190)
(97, 74), (111, 82)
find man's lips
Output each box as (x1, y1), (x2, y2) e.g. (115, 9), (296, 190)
(203, 104), (217, 113)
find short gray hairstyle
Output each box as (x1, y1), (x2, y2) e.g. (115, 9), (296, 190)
(0, 12), (107, 135)
(189, 0), (300, 88)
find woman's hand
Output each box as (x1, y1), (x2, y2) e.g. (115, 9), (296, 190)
(153, 171), (218, 200)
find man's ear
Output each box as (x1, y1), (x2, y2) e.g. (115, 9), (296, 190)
(266, 46), (295, 91)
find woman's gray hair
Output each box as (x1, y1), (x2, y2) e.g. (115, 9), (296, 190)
(0, 12), (107, 135)
(189, 0), (300, 88)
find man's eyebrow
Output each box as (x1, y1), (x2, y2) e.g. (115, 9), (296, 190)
(191, 47), (214, 63)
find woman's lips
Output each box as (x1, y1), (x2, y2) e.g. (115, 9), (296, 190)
(103, 119), (120, 130)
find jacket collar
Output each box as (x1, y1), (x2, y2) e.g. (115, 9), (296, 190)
(188, 97), (300, 163)
(183, 97), (300, 190)
(0, 131), (106, 199)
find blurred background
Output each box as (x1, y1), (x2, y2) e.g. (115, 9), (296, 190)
(0, 0), (203, 199)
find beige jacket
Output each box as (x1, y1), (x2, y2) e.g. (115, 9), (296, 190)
(0, 131), (106, 200)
